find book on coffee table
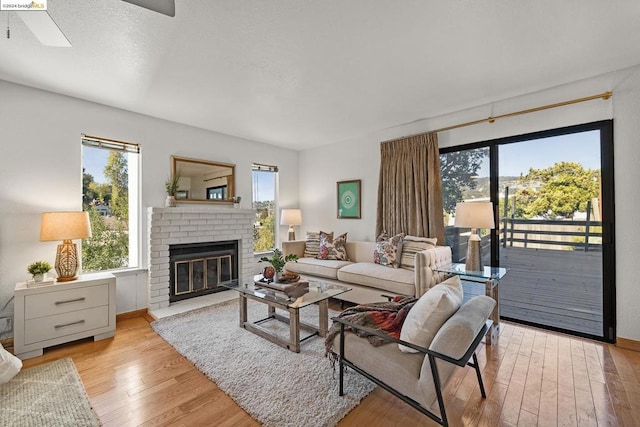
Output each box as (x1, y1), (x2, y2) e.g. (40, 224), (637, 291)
(255, 278), (310, 298)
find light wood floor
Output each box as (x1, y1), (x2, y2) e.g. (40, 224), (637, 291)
(21, 312), (640, 426)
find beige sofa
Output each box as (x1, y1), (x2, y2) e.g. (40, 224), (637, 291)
(282, 240), (452, 304)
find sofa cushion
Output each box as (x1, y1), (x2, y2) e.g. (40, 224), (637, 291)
(337, 262), (415, 296)
(399, 276), (463, 353)
(374, 232), (404, 268)
(317, 232), (348, 260)
(0, 343), (22, 385)
(400, 236), (438, 270)
(303, 231), (323, 258)
(285, 257), (353, 280)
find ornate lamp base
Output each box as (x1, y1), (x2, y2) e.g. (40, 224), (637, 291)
(55, 239), (79, 282)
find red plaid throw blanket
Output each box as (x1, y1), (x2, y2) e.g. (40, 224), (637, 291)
(325, 296), (418, 360)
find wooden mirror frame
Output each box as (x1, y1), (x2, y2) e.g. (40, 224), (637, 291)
(171, 155), (236, 204)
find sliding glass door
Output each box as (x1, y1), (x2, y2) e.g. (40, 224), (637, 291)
(440, 121), (615, 341)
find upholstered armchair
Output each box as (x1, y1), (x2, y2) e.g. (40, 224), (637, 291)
(331, 295), (496, 427)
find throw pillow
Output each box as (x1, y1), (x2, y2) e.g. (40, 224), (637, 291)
(317, 232), (348, 260)
(303, 231), (324, 258)
(0, 342), (22, 385)
(374, 232), (404, 268)
(398, 275), (463, 353)
(400, 235), (438, 270)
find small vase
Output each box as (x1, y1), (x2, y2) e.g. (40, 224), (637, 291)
(165, 196), (176, 207)
(33, 274), (44, 283)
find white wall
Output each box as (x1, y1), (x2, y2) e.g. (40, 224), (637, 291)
(0, 80), (299, 319)
(299, 66), (640, 343)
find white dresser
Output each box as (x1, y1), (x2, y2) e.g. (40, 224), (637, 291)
(13, 272), (116, 360)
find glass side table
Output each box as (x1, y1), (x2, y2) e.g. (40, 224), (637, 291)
(434, 263), (508, 344)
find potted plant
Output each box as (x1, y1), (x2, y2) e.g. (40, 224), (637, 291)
(165, 174), (180, 207)
(27, 260), (52, 282)
(259, 248), (298, 282)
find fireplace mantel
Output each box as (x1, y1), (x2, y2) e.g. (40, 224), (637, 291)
(147, 206), (256, 310)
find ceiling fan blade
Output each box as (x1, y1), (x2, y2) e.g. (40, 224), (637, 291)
(16, 11), (71, 47)
(122, 0), (175, 17)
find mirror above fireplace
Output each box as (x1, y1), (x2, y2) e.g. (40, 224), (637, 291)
(171, 155), (236, 203)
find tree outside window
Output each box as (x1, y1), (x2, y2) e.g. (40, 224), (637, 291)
(252, 164), (277, 252)
(81, 138), (139, 272)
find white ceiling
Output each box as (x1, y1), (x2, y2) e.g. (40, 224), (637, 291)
(2, 1), (640, 150)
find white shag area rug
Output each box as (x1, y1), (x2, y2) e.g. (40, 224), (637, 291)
(0, 358), (101, 427)
(151, 299), (375, 427)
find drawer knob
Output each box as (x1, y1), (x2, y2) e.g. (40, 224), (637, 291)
(55, 297), (86, 305)
(54, 320), (85, 329)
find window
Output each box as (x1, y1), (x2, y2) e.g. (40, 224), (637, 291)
(439, 121), (615, 342)
(81, 135), (140, 272)
(207, 185), (226, 200)
(252, 163), (278, 252)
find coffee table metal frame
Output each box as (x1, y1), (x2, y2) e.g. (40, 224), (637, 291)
(220, 277), (350, 353)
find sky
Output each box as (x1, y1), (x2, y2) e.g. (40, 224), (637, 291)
(483, 130), (601, 177)
(82, 146), (109, 183)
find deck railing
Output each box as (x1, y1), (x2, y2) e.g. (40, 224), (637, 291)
(499, 217), (602, 252)
(445, 216), (602, 263)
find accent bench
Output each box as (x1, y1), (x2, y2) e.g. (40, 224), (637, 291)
(330, 295), (496, 426)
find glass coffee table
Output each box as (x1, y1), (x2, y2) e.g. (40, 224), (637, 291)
(220, 276), (351, 353)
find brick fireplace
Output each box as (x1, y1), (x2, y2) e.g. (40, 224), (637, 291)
(147, 206), (256, 310)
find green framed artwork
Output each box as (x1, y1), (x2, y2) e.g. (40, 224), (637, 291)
(337, 179), (361, 219)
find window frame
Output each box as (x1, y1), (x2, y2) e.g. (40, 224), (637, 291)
(81, 135), (141, 273)
(251, 163), (279, 254)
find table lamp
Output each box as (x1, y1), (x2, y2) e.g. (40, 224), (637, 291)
(40, 212), (92, 282)
(454, 202), (495, 271)
(280, 209), (302, 241)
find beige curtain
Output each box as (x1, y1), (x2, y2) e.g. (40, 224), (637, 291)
(376, 132), (444, 244)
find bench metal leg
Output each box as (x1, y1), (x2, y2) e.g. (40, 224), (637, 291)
(339, 323), (345, 396)
(471, 352), (486, 398)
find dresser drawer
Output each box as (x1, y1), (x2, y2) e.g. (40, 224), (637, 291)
(24, 284), (109, 319)
(24, 305), (109, 345)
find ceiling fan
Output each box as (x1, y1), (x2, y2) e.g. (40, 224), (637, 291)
(9, 0), (175, 47)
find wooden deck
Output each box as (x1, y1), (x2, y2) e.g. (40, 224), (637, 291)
(493, 246), (603, 337)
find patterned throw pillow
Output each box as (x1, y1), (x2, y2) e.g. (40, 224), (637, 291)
(304, 231), (324, 258)
(400, 235), (438, 270)
(374, 232), (404, 268)
(317, 232), (348, 260)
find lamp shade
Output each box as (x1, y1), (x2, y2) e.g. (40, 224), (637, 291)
(280, 209), (302, 226)
(454, 202), (495, 229)
(40, 212), (92, 241)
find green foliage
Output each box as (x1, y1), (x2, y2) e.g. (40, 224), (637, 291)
(440, 148), (488, 213)
(104, 152), (128, 221)
(165, 174), (180, 196)
(259, 248), (298, 273)
(27, 260), (52, 276)
(82, 169), (96, 206)
(81, 151), (130, 272)
(82, 206), (129, 272)
(254, 211), (275, 252)
(514, 162), (600, 219)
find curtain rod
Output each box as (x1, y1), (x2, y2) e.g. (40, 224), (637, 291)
(383, 91), (612, 143)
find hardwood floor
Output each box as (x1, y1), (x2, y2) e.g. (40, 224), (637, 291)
(20, 312), (640, 426)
